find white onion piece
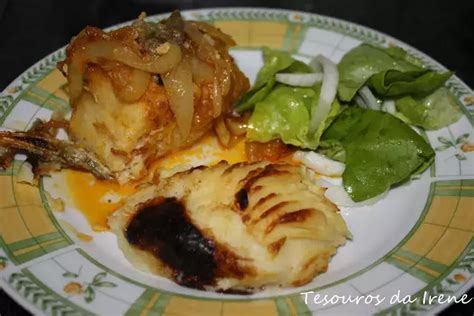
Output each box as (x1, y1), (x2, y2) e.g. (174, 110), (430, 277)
(358, 86), (380, 110)
(314, 175), (342, 188)
(354, 95), (367, 108)
(294, 151), (345, 176)
(325, 185), (387, 207)
(382, 100), (396, 114)
(308, 55), (339, 133)
(275, 73), (323, 87)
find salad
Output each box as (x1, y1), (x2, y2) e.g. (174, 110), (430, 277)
(235, 45), (462, 203)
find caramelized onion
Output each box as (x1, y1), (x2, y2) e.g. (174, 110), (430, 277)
(68, 62), (85, 103)
(68, 41), (181, 104)
(215, 116), (231, 147)
(225, 112), (249, 136)
(83, 41), (182, 74)
(193, 21), (236, 46)
(114, 68), (151, 102)
(211, 76), (223, 117)
(191, 57), (214, 83)
(162, 58), (194, 139)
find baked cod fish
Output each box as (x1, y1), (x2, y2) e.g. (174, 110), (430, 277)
(109, 161), (349, 292)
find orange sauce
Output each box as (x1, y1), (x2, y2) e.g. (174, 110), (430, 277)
(65, 170), (137, 231)
(66, 134), (248, 231)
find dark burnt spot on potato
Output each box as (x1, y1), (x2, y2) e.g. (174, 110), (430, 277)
(125, 196), (252, 290)
(126, 197), (216, 289)
(235, 188), (249, 211)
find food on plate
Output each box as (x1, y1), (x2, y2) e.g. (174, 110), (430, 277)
(58, 11), (249, 183)
(0, 119), (113, 180)
(0, 10), (463, 294)
(337, 44), (461, 129)
(236, 44), (457, 202)
(109, 161), (349, 291)
(320, 107), (434, 201)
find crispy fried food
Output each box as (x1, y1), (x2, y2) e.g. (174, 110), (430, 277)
(60, 12), (250, 183)
(109, 161), (349, 292)
(0, 119), (112, 180)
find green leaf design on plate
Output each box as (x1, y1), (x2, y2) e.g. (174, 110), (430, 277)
(455, 153), (467, 161)
(435, 144), (451, 151)
(437, 136), (453, 146)
(63, 272), (79, 278)
(456, 133), (470, 144)
(94, 281), (117, 288)
(92, 272), (107, 284)
(84, 286), (95, 303)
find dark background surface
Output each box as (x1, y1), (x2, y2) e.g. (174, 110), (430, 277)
(0, 0), (473, 315)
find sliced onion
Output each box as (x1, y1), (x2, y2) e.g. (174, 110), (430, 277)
(308, 55), (339, 133)
(215, 116), (231, 147)
(354, 95), (367, 109)
(67, 62), (84, 103)
(211, 76), (223, 117)
(68, 41), (181, 103)
(294, 151), (345, 176)
(162, 58), (194, 140)
(382, 100), (396, 114)
(191, 57), (214, 83)
(225, 114), (248, 136)
(275, 73), (323, 87)
(82, 41), (182, 74)
(358, 86), (380, 110)
(114, 68), (151, 102)
(194, 21), (236, 46)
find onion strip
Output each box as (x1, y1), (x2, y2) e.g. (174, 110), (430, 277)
(382, 100), (396, 114)
(275, 73), (323, 87)
(82, 41), (182, 74)
(358, 86), (380, 110)
(308, 55), (339, 133)
(162, 58), (194, 139)
(115, 68), (151, 102)
(68, 41), (181, 103)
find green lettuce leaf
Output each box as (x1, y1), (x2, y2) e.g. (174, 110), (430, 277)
(317, 139), (346, 162)
(395, 87), (462, 130)
(235, 48), (312, 112)
(368, 69), (453, 97)
(338, 44), (422, 101)
(247, 83), (341, 149)
(321, 107), (435, 201)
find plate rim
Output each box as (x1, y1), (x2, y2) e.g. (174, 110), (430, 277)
(0, 7), (472, 316)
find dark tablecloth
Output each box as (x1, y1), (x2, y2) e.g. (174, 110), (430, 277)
(0, 0), (472, 315)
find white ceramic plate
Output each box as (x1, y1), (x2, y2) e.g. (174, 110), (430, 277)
(0, 8), (473, 316)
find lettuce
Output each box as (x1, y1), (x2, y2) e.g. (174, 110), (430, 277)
(368, 69), (453, 97)
(247, 83), (340, 149)
(395, 87), (462, 130)
(338, 44), (457, 130)
(235, 47), (312, 112)
(337, 44), (422, 101)
(321, 107), (435, 201)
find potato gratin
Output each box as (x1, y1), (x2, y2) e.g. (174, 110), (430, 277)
(109, 162), (349, 292)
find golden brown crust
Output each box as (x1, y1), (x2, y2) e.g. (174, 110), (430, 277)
(109, 162), (349, 292)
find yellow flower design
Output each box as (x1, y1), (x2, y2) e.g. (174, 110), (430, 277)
(63, 282), (83, 295)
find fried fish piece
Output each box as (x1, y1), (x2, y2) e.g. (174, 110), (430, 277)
(61, 12), (249, 183)
(109, 161), (349, 292)
(0, 119), (113, 180)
